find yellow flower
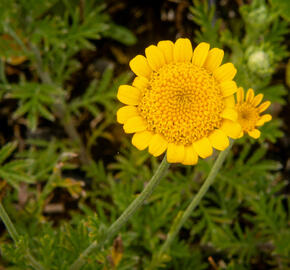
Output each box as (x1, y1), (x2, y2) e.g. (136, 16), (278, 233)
(236, 87), (272, 139)
(117, 38), (241, 165)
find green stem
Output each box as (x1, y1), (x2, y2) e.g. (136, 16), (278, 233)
(0, 203), (45, 270)
(151, 141), (233, 269)
(69, 155), (170, 270)
(29, 43), (52, 84)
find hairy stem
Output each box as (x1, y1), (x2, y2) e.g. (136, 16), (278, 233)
(69, 155), (170, 270)
(150, 141), (233, 269)
(0, 203), (45, 270)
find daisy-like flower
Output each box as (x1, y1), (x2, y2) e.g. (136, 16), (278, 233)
(117, 38), (241, 165)
(236, 87), (272, 139)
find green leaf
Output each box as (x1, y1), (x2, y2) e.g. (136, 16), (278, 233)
(189, 0), (221, 46)
(259, 119), (283, 143)
(0, 143), (33, 188)
(0, 141), (17, 165)
(260, 84), (287, 104)
(11, 83), (64, 131)
(37, 103), (55, 121)
(270, 0), (290, 21)
(104, 23), (137, 46)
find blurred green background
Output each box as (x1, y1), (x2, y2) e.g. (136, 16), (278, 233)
(0, 0), (289, 269)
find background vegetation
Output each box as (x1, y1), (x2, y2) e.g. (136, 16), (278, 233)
(0, 0), (289, 269)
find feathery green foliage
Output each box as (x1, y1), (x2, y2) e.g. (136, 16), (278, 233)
(0, 0), (289, 269)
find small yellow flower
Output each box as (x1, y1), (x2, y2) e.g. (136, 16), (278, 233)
(236, 87), (272, 139)
(117, 38), (241, 165)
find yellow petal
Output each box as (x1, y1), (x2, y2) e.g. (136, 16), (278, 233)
(251, 93), (264, 107)
(173, 38), (193, 63)
(182, 145), (198, 165)
(132, 76), (149, 90)
(123, 116), (146, 133)
(157, 40), (174, 64)
(258, 101), (271, 113)
(192, 42), (210, 67)
(224, 95), (235, 108)
(132, 131), (153, 150)
(220, 119), (242, 139)
(148, 134), (168, 157)
(221, 107), (238, 121)
(236, 87), (244, 104)
(213, 63), (237, 82)
(208, 129), (229, 151)
(167, 143), (185, 163)
(193, 137), (213, 159)
(220, 81), (238, 97)
(116, 106), (138, 124)
(145, 45), (166, 71)
(238, 130), (244, 139)
(246, 88), (255, 102)
(129, 55), (152, 78)
(248, 129), (261, 139)
(256, 114), (272, 126)
(117, 85), (141, 105)
(204, 48), (224, 72)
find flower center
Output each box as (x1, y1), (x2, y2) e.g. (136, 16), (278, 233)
(138, 62), (224, 145)
(236, 103), (260, 132)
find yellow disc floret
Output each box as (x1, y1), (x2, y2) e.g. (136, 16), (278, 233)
(138, 62), (224, 146)
(236, 103), (260, 132)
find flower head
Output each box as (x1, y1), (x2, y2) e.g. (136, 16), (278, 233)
(236, 87), (272, 139)
(117, 38), (241, 164)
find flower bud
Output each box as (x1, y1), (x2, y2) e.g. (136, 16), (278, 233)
(246, 48), (273, 77)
